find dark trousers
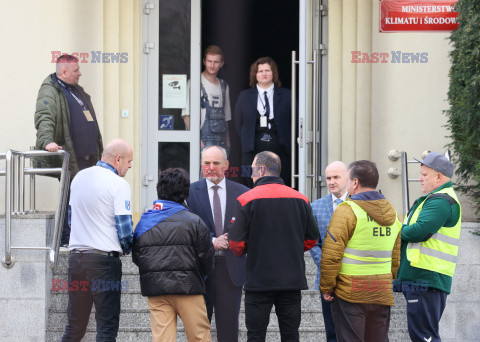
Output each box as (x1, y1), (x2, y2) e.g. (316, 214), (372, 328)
(61, 253), (122, 342)
(321, 295), (337, 342)
(204, 256), (242, 342)
(244, 290), (301, 342)
(331, 297), (390, 342)
(403, 289), (447, 342)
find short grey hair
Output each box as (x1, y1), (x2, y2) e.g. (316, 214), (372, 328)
(254, 151), (281, 176)
(201, 145), (227, 162)
(55, 54), (79, 75)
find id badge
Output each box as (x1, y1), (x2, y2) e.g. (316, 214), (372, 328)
(260, 115), (268, 128)
(83, 110), (94, 122)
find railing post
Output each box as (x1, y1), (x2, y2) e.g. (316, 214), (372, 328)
(29, 147), (36, 213)
(2, 150), (15, 268)
(12, 153), (18, 214)
(401, 151), (410, 217)
(51, 150), (70, 268)
(18, 154), (25, 214)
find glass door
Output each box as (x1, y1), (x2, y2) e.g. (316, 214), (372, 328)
(142, 0), (201, 211)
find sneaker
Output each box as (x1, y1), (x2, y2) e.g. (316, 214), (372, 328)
(59, 244), (69, 253)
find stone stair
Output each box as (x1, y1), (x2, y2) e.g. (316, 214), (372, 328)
(46, 252), (409, 341)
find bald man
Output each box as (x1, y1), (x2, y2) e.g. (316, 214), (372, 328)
(62, 139), (134, 341)
(309, 161), (348, 342)
(35, 54), (103, 246)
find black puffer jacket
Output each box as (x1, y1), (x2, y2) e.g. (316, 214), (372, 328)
(132, 210), (214, 297)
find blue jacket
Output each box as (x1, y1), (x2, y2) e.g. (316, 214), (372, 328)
(309, 194), (334, 290)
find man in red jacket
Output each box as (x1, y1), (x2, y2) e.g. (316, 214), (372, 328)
(229, 151), (319, 342)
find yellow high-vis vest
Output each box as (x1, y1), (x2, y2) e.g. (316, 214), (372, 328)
(339, 201), (401, 276)
(405, 187), (461, 277)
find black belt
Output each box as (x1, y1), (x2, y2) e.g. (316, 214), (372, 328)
(70, 249), (120, 257)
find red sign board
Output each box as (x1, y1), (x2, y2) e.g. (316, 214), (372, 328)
(380, 0), (459, 32)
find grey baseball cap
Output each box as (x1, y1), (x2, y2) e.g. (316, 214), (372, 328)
(414, 152), (454, 178)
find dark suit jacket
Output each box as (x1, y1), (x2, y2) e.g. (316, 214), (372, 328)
(187, 178), (249, 287)
(234, 86), (292, 154)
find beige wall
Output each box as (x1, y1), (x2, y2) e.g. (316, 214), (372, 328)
(0, 0), (142, 220)
(327, 1), (475, 220)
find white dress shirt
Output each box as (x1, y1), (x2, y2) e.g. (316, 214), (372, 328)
(206, 177), (227, 242)
(256, 84), (274, 120)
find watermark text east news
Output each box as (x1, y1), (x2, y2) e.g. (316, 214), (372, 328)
(351, 51), (428, 64)
(51, 51), (128, 63)
(51, 278), (128, 292)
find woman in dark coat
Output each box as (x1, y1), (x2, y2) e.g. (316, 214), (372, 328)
(234, 56), (292, 187)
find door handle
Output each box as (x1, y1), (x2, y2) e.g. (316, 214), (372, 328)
(291, 51), (299, 188)
(311, 49), (319, 185)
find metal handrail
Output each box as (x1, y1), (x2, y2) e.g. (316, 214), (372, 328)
(1, 149), (70, 269)
(388, 149), (451, 217)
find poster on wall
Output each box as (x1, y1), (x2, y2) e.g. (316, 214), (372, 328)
(380, 0), (459, 32)
(162, 74), (187, 108)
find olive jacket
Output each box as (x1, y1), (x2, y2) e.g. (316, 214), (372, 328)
(34, 74), (103, 178)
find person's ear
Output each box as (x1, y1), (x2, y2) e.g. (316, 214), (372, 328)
(353, 178), (358, 190)
(437, 172), (443, 182)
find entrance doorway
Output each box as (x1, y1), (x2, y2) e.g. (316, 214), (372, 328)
(201, 0), (299, 185)
(142, 0), (327, 209)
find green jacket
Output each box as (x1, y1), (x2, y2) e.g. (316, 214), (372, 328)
(34, 74), (103, 178)
(395, 181), (461, 294)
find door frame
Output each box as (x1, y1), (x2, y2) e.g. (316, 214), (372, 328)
(295, 0), (328, 200)
(141, 0), (202, 211)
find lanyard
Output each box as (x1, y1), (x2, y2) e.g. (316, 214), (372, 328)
(259, 93), (269, 109)
(57, 78), (87, 110)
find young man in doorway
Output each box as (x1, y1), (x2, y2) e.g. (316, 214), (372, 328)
(183, 45), (231, 152)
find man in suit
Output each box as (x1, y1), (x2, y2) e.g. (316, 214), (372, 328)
(309, 161), (348, 342)
(186, 145), (249, 342)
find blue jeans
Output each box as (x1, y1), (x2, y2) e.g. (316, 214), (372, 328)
(61, 253), (122, 342)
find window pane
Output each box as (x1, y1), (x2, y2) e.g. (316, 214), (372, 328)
(158, 0), (191, 131)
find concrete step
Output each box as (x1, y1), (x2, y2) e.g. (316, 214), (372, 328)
(49, 287), (406, 311)
(53, 256), (319, 290)
(54, 253), (318, 275)
(46, 325), (409, 342)
(51, 272), (321, 294)
(48, 304), (407, 332)
(48, 252), (409, 341)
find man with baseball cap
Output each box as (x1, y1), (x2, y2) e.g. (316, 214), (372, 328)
(395, 152), (461, 342)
